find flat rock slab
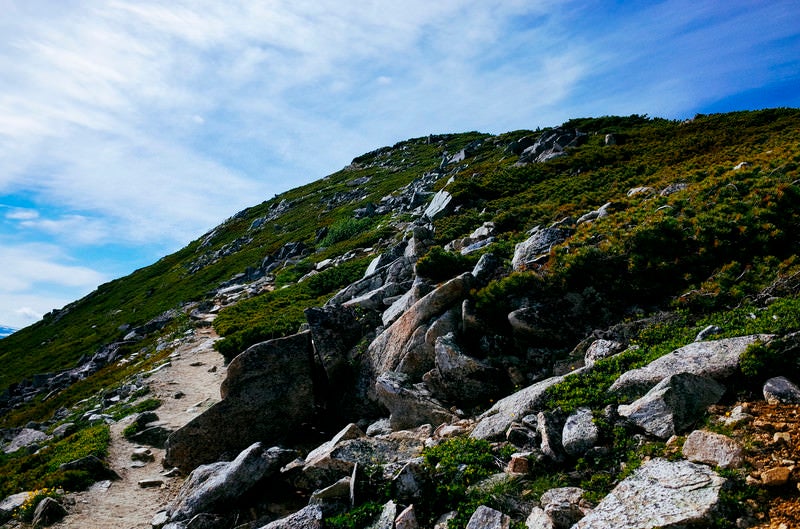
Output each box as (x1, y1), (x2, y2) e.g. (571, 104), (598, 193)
(573, 458), (726, 529)
(610, 335), (772, 396)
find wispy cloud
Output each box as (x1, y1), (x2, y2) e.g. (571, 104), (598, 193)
(0, 0), (798, 328)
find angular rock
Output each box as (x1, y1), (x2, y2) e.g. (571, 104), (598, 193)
(525, 507), (553, 529)
(763, 376), (800, 404)
(471, 374), (568, 440)
(537, 410), (566, 463)
(370, 501), (398, 529)
(392, 458), (426, 502)
(423, 190), (454, 220)
(165, 332), (315, 471)
(761, 466), (791, 486)
(423, 333), (503, 406)
(375, 372), (457, 430)
(561, 408), (599, 457)
(32, 496), (67, 527)
(511, 227), (573, 271)
(59, 455), (120, 481)
(466, 505), (510, 529)
(4, 428), (47, 453)
(572, 459), (726, 528)
(395, 504), (418, 529)
(0, 492), (29, 523)
(618, 373), (725, 439)
(584, 340), (624, 367)
(682, 430), (745, 469)
(259, 505), (323, 529)
(540, 487), (589, 529)
(130, 425), (172, 448)
(368, 273), (473, 379)
(167, 443), (296, 523)
(610, 335), (772, 396)
(309, 476), (352, 515)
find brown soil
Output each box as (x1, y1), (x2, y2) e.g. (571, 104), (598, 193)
(736, 402), (800, 529)
(50, 326), (227, 529)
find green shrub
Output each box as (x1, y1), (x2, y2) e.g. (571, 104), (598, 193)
(416, 247), (476, 282)
(322, 218), (373, 246)
(325, 501), (383, 529)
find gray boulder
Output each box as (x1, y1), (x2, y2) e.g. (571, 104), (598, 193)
(537, 410), (566, 463)
(423, 333), (503, 406)
(166, 443), (296, 523)
(395, 504), (419, 529)
(584, 339), (624, 367)
(423, 190), (454, 220)
(4, 428), (47, 453)
(368, 273), (472, 380)
(618, 373), (725, 439)
(466, 506), (510, 529)
(682, 430), (745, 469)
(763, 376), (800, 404)
(0, 492), (29, 523)
(259, 505), (323, 529)
(375, 372), (457, 430)
(165, 332), (316, 471)
(561, 408), (599, 457)
(511, 227), (573, 271)
(32, 496), (67, 527)
(471, 374), (569, 440)
(576, 202), (612, 224)
(309, 477), (352, 515)
(572, 459), (726, 529)
(539, 487), (590, 529)
(610, 335), (772, 397)
(369, 501), (398, 529)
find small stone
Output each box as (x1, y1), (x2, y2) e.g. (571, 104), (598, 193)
(208, 366), (217, 373)
(138, 478), (164, 488)
(162, 467), (181, 478)
(174, 391), (185, 399)
(190, 361), (204, 367)
(760, 467), (791, 486)
(774, 432), (791, 444)
(506, 453), (531, 475)
(131, 447), (155, 462)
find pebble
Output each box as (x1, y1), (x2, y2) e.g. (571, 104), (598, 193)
(138, 478), (164, 488)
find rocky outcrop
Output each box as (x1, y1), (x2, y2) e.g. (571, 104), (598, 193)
(573, 459), (726, 528)
(367, 273), (473, 380)
(609, 334), (772, 396)
(375, 372), (457, 430)
(165, 332), (316, 471)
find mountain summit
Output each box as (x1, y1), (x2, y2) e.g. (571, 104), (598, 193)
(2, 109), (800, 528)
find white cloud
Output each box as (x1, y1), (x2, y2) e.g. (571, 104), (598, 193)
(4, 207), (39, 221)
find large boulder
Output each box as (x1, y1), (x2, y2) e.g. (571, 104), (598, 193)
(610, 335), (772, 397)
(165, 332), (316, 471)
(572, 459), (726, 529)
(367, 273), (473, 381)
(423, 333), (503, 407)
(166, 443), (296, 523)
(31, 497), (67, 527)
(617, 373), (725, 439)
(375, 372), (457, 430)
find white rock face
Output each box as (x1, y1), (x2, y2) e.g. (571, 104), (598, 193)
(572, 459), (726, 529)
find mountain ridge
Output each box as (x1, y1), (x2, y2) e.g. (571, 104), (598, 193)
(2, 109), (800, 528)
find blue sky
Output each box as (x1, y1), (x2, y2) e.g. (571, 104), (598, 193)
(1, 0), (799, 329)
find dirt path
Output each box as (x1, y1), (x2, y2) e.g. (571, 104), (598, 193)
(52, 326), (227, 529)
